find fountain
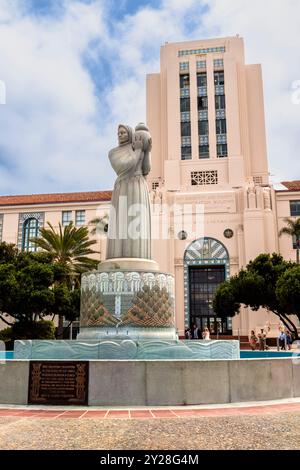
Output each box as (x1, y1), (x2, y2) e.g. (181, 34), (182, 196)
(14, 122), (239, 361)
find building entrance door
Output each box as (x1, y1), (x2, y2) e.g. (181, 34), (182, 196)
(189, 266), (232, 335)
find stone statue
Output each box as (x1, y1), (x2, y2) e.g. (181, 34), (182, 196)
(106, 123), (152, 260)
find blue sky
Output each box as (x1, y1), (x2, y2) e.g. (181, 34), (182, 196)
(0, 0), (299, 195)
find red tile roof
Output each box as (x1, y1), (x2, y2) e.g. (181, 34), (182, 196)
(0, 191), (112, 207)
(281, 181), (300, 191)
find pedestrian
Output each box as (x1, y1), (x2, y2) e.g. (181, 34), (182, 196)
(249, 330), (258, 351)
(192, 324), (201, 339)
(279, 331), (287, 350)
(202, 327), (210, 341)
(258, 329), (266, 351)
(185, 328), (192, 339)
(286, 331), (293, 351)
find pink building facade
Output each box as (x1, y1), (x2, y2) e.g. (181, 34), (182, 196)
(0, 37), (299, 337)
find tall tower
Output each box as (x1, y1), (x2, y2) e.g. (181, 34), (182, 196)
(147, 36), (269, 192)
(146, 37), (278, 337)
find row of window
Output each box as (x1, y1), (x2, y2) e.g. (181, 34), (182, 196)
(178, 46), (225, 57)
(180, 71), (225, 89)
(180, 71), (227, 160)
(62, 210), (85, 226)
(0, 211), (87, 250)
(180, 59), (224, 71)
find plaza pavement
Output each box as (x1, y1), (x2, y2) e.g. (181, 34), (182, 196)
(0, 399), (300, 450)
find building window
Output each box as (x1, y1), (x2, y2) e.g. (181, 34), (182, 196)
(62, 211), (72, 226)
(215, 95), (226, 110)
(191, 171), (218, 186)
(0, 214), (3, 242)
(290, 201), (300, 217)
(180, 98), (190, 112)
(198, 120), (209, 136)
(152, 181), (159, 191)
(217, 144), (228, 158)
(181, 146), (192, 160)
(216, 119), (227, 135)
(198, 96), (208, 111)
(197, 73), (207, 87)
(180, 74), (190, 89)
(214, 71), (225, 86)
(179, 62), (189, 71)
(214, 59), (224, 68)
(199, 145), (210, 159)
(75, 210), (85, 226)
(180, 73), (191, 160)
(22, 218), (39, 252)
(178, 46), (226, 57)
(181, 122), (191, 137)
(196, 60), (206, 70)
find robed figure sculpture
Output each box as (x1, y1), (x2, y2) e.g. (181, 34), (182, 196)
(106, 123), (152, 260)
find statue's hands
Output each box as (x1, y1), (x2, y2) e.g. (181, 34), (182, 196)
(133, 135), (144, 150)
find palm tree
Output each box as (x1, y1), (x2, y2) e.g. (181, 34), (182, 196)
(279, 218), (300, 264)
(89, 214), (109, 236)
(31, 222), (99, 337)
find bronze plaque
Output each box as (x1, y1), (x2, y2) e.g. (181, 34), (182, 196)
(28, 361), (89, 406)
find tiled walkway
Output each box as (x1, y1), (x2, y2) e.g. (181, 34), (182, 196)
(1, 401), (300, 419)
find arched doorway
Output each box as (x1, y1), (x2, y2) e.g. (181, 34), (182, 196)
(184, 237), (232, 336)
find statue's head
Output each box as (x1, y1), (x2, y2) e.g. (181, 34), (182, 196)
(118, 124), (133, 145)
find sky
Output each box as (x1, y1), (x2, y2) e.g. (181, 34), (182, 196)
(0, 0), (299, 196)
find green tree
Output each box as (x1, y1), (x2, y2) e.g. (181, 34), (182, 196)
(279, 217), (300, 264)
(31, 222), (99, 337)
(0, 242), (82, 341)
(31, 222), (99, 276)
(276, 266), (300, 322)
(213, 253), (299, 339)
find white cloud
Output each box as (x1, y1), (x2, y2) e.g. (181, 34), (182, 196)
(0, 0), (299, 196)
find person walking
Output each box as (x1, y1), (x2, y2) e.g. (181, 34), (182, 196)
(249, 330), (258, 351)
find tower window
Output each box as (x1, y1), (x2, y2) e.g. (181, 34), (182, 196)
(217, 144), (228, 158)
(180, 98), (190, 112)
(198, 97), (208, 110)
(197, 73), (207, 87)
(198, 121), (209, 136)
(216, 119), (227, 135)
(214, 71), (225, 86)
(180, 74), (190, 89)
(215, 95), (226, 110)
(199, 146), (210, 159)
